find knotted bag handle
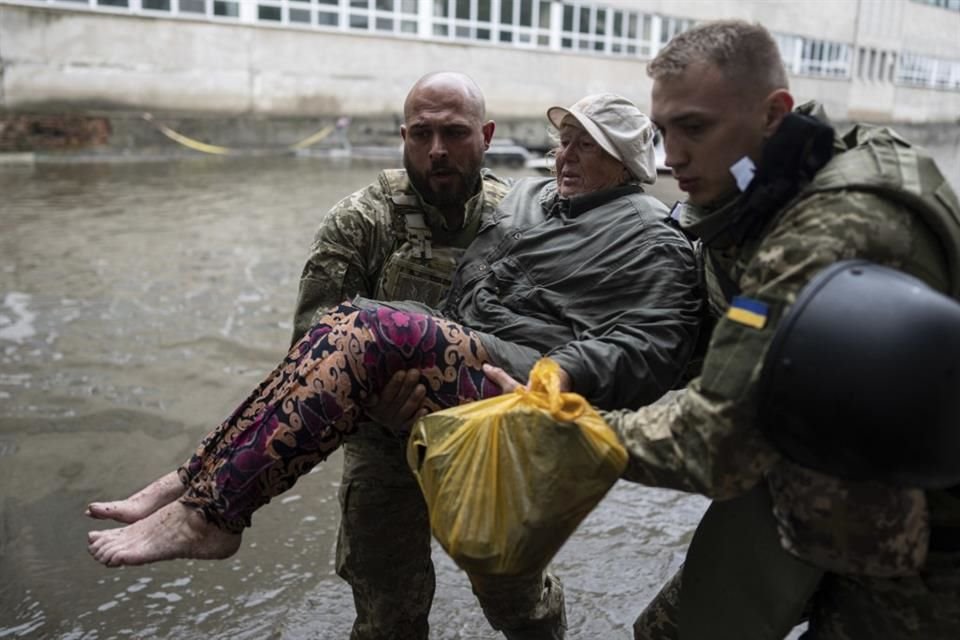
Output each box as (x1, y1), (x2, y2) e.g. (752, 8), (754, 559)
(514, 358), (590, 423)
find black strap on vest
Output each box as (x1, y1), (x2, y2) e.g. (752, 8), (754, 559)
(705, 248), (742, 304)
(665, 205), (716, 384)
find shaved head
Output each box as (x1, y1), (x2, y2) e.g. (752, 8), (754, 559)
(404, 71), (486, 123)
(399, 72), (494, 218)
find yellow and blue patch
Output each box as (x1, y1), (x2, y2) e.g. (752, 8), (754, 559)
(727, 296), (769, 329)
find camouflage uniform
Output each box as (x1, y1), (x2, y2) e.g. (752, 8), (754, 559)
(606, 108), (960, 639)
(292, 169), (567, 640)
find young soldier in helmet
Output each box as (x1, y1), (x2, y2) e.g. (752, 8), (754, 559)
(483, 20), (960, 639)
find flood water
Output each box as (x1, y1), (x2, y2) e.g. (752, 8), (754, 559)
(0, 156), (709, 639)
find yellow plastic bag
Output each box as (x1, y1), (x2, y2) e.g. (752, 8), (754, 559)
(406, 358), (628, 576)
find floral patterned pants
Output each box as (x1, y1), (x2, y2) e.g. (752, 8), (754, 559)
(178, 303), (500, 532)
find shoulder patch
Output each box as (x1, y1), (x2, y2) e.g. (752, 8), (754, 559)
(727, 296), (769, 329)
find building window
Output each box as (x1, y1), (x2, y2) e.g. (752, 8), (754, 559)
(214, 0), (239, 17)
(911, 0), (960, 12)
(180, 0), (206, 13)
(897, 51), (936, 86)
(25, 0), (960, 94)
(802, 39), (850, 77)
(610, 10), (653, 57)
(657, 15), (693, 50)
(256, 3), (280, 20)
(429, 0), (548, 47)
(560, 5), (652, 58)
(288, 0), (310, 24)
(776, 33), (851, 79)
(897, 51), (960, 89)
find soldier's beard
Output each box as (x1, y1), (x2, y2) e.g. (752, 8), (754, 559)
(405, 154), (481, 210)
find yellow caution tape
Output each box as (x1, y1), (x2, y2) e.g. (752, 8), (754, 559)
(288, 125), (335, 151)
(142, 113), (334, 156)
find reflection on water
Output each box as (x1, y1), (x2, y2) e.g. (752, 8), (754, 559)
(0, 157), (705, 639)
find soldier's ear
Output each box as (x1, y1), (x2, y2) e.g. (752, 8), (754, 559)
(762, 90), (794, 138)
(400, 124), (408, 142)
(482, 121), (496, 149)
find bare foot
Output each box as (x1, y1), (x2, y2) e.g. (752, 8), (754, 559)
(87, 500), (241, 567)
(85, 471), (187, 524)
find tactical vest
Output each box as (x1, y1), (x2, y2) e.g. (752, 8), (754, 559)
(679, 122), (960, 637)
(798, 124), (960, 504)
(802, 124), (960, 297)
(758, 123), (960, 499)
(693, 113), (960, 305)
(373, 169), (509, 308)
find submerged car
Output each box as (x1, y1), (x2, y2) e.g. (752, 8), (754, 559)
(484, 138), (534, 168)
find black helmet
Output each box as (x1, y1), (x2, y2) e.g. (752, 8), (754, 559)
(759, 260), (960, 488)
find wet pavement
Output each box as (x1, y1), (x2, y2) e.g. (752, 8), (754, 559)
(0, 156), (709, 639)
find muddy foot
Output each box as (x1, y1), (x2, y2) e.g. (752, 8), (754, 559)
(87, 500), (241, 567)
(85, 470), (186, 524)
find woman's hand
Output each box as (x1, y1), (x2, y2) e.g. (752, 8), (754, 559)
(482, 363), (524, 392)
(482, 363), (573, 393)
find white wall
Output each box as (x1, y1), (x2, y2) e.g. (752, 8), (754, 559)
(604, 0), (857, 42)
(610, 0), (958, 59)
(897, 0), (960, 57)
(1, 3), (958, 122)
(0, 5), (653, 117)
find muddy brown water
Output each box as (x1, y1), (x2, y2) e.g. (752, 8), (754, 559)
(0, 156), (711, 639)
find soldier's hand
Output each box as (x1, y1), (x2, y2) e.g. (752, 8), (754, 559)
(363, 369), (427, 436)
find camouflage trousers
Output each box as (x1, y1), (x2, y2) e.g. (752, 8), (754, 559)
(633, 554), (960, 640)
(805, 549), (960, 640)
(632, 568), (681, 640)
(336, 425), (567, 640)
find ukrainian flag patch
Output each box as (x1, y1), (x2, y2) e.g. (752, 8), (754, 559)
(727, 296), (769, 329)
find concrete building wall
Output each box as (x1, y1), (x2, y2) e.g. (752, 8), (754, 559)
(611, 0), (958, 59)
(856, 0), (904, 49)
(898, 0), (960, 56)
(1, 5), (654, 118)
(620, 0), (859, 42)
(1, 2), (957, 123)
(893, 84), (960, 122)
(790, 76), (853, 120)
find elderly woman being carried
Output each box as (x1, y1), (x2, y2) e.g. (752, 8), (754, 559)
(86, 94), (702, 567)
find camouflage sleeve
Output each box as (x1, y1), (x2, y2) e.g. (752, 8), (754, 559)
(290, 183), (390, 345)
(603, 190), (932, 499)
